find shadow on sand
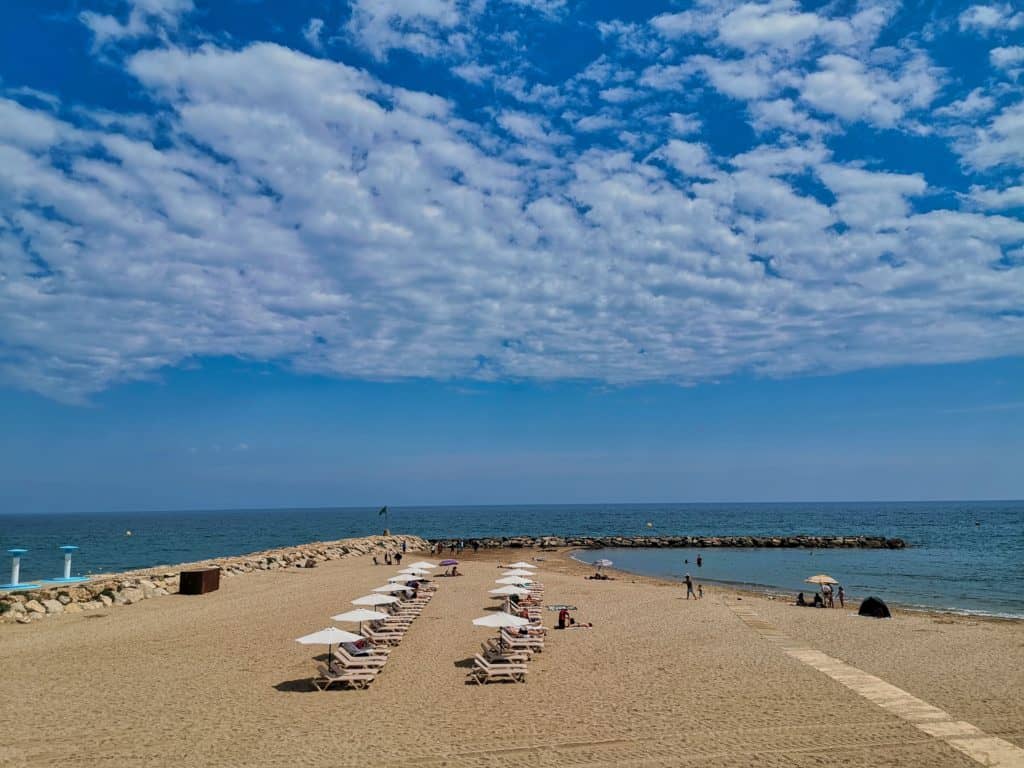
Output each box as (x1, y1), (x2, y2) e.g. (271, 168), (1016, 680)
(274, 678), (317, 693)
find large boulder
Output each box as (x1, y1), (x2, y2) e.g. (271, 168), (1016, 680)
(25, 599), (46, 614)
(42, 599), (64, 615)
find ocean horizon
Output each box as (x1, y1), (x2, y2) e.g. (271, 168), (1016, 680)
(3, 500), (1021, 618)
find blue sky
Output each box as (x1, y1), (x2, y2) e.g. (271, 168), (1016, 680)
(0, 1), (1022, 511)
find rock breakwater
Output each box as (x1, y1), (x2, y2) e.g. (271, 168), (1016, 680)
(430, 534), (906, 551)
(0, 534), (427, 625)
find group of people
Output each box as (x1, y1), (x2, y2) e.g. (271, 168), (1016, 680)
(796, 584), (845, 608)
(430, 539), (481, 555)
(372, 550), (404, 566)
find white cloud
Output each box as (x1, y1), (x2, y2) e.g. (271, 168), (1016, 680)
(4, 5), (1024, 402)
(599, 86), (639, 103)
(991, 45), (1024, 70)
(800, 52), (941, 127)
(688, 54), (779, 100)
(658, 139), (717, 178)
(958, 4), (1024, 34)
(968, 184), (1024, 209)
(717, 1), (825, 51)
(956, 101), (1024, 170)
(668, 113), (702, 136)
(345, 0), (464, 60)
(303, 18), (325, 50)
(574, 113), (620, 132)
(934, 87), (996, 119)
(816, 164), (927, 228)
(79, 0), (193, 48)
(749, 97), (832, 136)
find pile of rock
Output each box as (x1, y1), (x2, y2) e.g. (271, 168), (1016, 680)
(0, 534), (427, 625)
(431, 534), (907, 550)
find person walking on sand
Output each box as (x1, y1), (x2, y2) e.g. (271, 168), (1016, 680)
(395, 551), (403, 566)
(837, 585), (845, 608)
(402, 541), (407, 553)
(823, 582), (834, 608)
(698, 584), (704, 600)
(685, 573), (697, 600)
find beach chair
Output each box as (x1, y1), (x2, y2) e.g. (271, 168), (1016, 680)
(312, 664), (378, 691)
(362, 627), (404, 646)
(481, 638), (531, 663)
(342, 640), (390, 657)
(333, 648), (388, 669)
(467, 655), (528, 684)
(501, 629), (544, 652)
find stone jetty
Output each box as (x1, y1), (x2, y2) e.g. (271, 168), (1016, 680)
(0, 534), (428, 625)
(429, 534), (907, 550)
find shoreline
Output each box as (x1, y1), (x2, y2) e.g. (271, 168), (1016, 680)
(3, 531), (1017, 625)
(563, 548), (1024, 624)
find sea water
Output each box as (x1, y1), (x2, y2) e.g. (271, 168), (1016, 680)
(1, 501), (1020, 617)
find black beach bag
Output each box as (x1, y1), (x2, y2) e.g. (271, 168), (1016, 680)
(858, 596), (891, 619)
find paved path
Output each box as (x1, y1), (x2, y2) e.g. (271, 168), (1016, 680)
(726, 600), (1024, 768)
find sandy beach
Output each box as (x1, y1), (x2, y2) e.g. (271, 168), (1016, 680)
(1, 546), (1021, 768)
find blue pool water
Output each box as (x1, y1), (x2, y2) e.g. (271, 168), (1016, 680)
(1, 501), (1021, 616)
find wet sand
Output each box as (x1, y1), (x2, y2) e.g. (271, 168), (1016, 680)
(1, 547), (1021, 767)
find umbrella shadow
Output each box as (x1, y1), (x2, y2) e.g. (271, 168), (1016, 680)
(274, 677), (317, 693)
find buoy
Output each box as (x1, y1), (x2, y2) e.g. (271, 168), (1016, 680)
(125, 530), (133, 537)
(645, 521), (653, 528)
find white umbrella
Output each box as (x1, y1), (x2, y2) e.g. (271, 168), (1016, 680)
(472, 611), (530, 628)
(406, 561), (436, 569)
(805, 574), (839, 585)
(397, 569), (430, 576)
(595, 558), (613, 570)
(473, 611), (531, 651)
(352, 594), (399, 607)
(295, 626), (363, 665)
(502, 569), (535, 577)
(490, 584), (530, 612)
(372, 583), (411, 593)
(507, 561), (536, 569)
(489, 585), (530, 596)
(495, 576), (533, 585)
(331, 608), (390, 634)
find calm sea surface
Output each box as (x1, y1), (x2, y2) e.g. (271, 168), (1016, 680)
(1, 502), (1021, 617)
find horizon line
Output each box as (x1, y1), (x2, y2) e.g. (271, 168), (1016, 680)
(3, 498), (1021, 516)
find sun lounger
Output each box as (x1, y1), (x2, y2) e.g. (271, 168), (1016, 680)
(342, 640), (390, 657)
(481, 639), (531, 662)
(333, 648), (388, 669)
(467, 654), (528, 684)
(362, 628), (404, 646)
(501, 630), (544, 651)
(312, 663), (378, 691)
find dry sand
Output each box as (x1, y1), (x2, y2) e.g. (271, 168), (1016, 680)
(1, 547), (1021, 768)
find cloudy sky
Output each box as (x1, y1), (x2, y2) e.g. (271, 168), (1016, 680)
(1, 1), (1022, 510)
